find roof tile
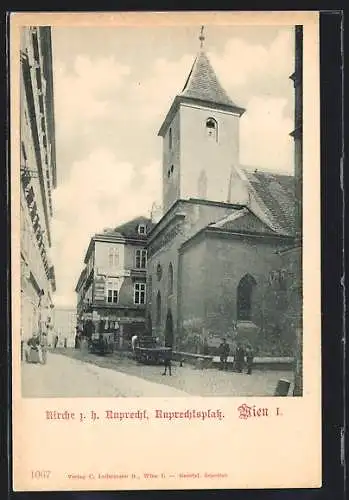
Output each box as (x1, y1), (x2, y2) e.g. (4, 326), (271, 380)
(242, 169), (296, 236)
(211, 208), (279, 235)
(180, 51), (241, 109)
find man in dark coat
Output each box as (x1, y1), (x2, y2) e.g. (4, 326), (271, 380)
(26, 334), (40, 363)
(203, 337), (209, 355)
(245, 343), (254, 375)
(162, 348), (172, 376)
(219, 338), (230, 371)
(75, 327), (81, 349)
(235, 342), (245, 373)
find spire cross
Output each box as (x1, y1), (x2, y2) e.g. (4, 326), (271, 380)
(199, 25), (205, 49)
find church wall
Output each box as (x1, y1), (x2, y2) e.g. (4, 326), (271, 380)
(177, 238), (207, 351)
(147, 200), (249, 347)
(179, 233), (293, 354)
(147, 243), (180, 343)
(179, 103), (240, 203)
(162, 111), (181, 212)
(147, 199), (240, 337)
(204, 235), (277, 327)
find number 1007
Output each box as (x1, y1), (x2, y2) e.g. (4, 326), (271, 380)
(31, 470), (51, 479)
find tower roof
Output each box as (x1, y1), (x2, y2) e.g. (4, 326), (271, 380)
(158, 49), (245, 137)
(180, 50), (238, 108)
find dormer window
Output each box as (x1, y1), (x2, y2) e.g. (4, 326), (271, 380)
(206, 117), (218, 141)
(138, 224), (147, 235)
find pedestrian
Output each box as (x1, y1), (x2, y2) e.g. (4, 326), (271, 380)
(218, 338), (230, 370)
(245, 342), (254, 375)
(54, 334), (59, 349)
(64, 337), (67, 349)
(203, 337), (209, 355)
(40, 332), (48, 364)
(131, 334), (138, 353)
(162, 348), (172, 376)
(235, 342), (245, 373)
(26, 333), (40, 363)
(75, 327), (81, 349)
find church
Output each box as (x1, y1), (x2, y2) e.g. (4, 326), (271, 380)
(146, 31), (301, 357)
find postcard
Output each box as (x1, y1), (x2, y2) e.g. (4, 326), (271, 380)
(11, 11), (321, 491)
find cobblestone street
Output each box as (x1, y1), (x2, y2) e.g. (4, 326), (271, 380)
(22, 349), (294, 397)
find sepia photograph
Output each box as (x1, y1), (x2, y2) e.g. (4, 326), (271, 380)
(19, 22), (303, 399)
(11, 12), (321, 491)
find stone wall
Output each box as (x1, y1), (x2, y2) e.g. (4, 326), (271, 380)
(179, 232), (298, 356)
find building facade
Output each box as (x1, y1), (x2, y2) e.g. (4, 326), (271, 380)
(51, 307), (77, 347)
(146, 34), (299, 356)
(76, 217), (155, 348)
(20, 26), (57, 347)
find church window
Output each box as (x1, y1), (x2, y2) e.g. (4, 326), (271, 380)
(169, 128), (173, 150)
(156, 291), (161, 325)
(237, 274), (256, 321)
(156, 263), (163, 281)
(168, 263), (174, 296)
(206, 117), (218, 141)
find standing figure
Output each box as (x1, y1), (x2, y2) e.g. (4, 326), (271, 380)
(40, 332), (48, 364)
(235, 342), (245, 373)
(162, 348), (172, 376)
(245, 343), (254, 375)
(26, 333), (40, 363)
(203, 337), (209, 355)
(74, 328), (80, 349)
(64, 337), (67, 349)
(131, 334), (138, 353)
(218, 338), (230, 370)
(54, 335), (59, 349)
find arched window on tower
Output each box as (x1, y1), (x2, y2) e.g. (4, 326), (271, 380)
(168, 263), (174, 296)
(237, 274), (257, 321)
(169, 128), (172, 150)
(206, 117), (218, 141)
(156, 291), (162, 326)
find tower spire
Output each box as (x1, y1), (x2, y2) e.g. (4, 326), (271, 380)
(199, 25), (205, 49)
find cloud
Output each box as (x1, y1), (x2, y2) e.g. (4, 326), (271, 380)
(209, 29), (294, 102)
(53, 55), (130, 140)
(240, 96), (294, 171)
(129, 29), (294, 123)
(51, 148), (161, 306)
(130, 54), (194, 122)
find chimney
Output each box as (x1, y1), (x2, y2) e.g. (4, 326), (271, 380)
(150, 202), (163, 224)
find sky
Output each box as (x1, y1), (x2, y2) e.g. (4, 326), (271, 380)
(50, 24), (295, 307)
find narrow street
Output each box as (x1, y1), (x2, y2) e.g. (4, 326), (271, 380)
(21, 352), (191, 397)
(22, 349), (294, 398)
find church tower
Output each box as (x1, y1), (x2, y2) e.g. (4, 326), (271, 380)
(158, 28), (246, 213)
